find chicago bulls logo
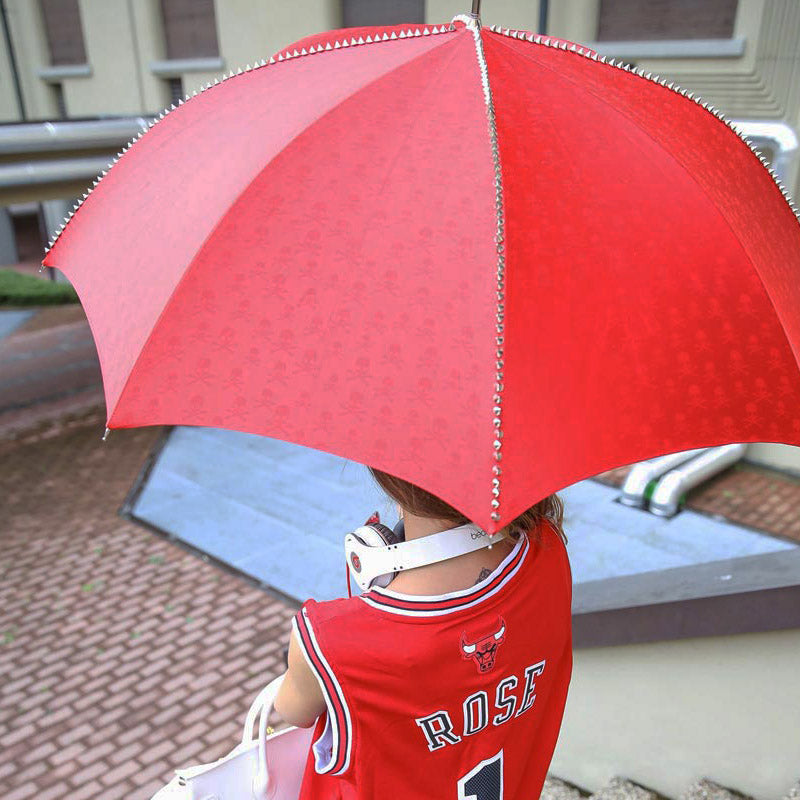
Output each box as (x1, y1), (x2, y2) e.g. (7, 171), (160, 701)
(460, 616), (506, 673)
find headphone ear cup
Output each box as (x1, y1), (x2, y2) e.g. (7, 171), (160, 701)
(345, 523), (402, 591)
(392, 518), (405, 542)
(365, 522), (404, 547)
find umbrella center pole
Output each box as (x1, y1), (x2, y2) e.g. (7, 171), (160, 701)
(453, 1), (481, 30)
(456, 1), (506, 526)
(452, 15), (480, 30)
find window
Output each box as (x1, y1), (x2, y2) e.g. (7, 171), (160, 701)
(342, 0), (425, 27)
(39, 0), (87, 65)
(53, 83), (67, 118)
(167, 77), (183, 105)
(597, 0), (738, 41)
(160, 0), (219, 59)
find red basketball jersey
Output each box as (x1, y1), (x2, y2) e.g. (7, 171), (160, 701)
(292, 518), (573, 799)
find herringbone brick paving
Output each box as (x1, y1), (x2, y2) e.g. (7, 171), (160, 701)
(0, 415), (297, 799)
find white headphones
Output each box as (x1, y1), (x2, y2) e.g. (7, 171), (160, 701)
(344, 513), (508, 593)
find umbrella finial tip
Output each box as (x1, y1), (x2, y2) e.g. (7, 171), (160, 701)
(102, 427), (111, 442)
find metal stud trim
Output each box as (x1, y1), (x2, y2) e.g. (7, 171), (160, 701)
(40, 24), (455, 264)
(454, 15), (507, 524)
(486, 25), (800, 226)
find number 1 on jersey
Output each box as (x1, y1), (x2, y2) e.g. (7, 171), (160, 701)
(457, 749), (503, 799)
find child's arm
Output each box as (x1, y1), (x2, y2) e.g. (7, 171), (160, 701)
(273, 628), (327, 728)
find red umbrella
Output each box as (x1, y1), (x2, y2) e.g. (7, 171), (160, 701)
(41, 14), (800, 533)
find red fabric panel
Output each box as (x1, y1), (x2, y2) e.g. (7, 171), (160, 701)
(43, 32), (455, 418)
(484, 31), (800, 522)
(61, 28), (500, 526)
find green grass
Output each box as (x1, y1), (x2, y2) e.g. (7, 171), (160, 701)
(0, 268), (79, 306)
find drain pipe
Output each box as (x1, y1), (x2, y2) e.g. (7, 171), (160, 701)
(619, 448), (709, 508)
(729, 120), (797, 186)
(649, 443), (748, 517)
(0, 117), (152, 154)
(0, 156), (116, 188)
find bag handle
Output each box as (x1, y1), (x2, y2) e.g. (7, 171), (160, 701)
(243, 674), (284, 745)
(243, 674), (285, 799)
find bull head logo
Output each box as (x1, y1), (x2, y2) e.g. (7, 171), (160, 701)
(460, 616), (506, 673)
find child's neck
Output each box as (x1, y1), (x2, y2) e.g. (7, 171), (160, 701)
(387, 511), (516, 595)
(401, 511), (463, 541)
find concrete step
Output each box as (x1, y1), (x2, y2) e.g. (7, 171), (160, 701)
(679, 778), (754, 800)
(783, 781), (800, 800)
(542, 775), (591, 800)
(546, 775), (800, 800)
(587, 776), (667, 800)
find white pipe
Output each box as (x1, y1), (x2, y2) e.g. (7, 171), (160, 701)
(0, 156), (114, 188)
(619, 448), (709, 508)
(649, 443), (749, 517)
(0, 117), (152, 154)
(729, 120), (798, 186)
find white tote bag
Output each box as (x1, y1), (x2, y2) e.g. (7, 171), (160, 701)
(151, 674), (315, 800)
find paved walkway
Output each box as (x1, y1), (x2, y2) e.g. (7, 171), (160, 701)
(0, 309), (34, 339)
(0, 419), (296, 800)
(0, 304), (103, 442)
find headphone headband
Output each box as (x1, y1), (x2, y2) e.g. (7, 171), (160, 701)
(344, 521), (507, 593)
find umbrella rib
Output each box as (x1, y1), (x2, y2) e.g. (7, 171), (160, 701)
(459, 17), (507, 526)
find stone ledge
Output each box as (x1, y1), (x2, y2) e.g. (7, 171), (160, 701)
(573, 546), (800, 647)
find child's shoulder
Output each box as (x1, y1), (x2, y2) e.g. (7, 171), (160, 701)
(300, 593), (368, 626)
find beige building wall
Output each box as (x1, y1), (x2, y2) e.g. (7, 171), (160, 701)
(1, 0), (57, 120)
(551, 628), (800, 799)
(0, 0), (341, 121)
(127, 0), (172, 112)
(214, 0), (340, 77)
(60, 0), (145, 116)
(0, 16), (20, 120)
(165, 0), (341, 97)
(426, 0), (542, 31)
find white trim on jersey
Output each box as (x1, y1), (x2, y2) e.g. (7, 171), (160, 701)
(359, 531), (530, 617)
(291, 609), (354, 776)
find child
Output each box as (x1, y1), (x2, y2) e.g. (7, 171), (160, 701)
(274, 466), (572, 799)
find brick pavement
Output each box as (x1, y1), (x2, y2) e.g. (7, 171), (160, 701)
(0, 419), (297, 799)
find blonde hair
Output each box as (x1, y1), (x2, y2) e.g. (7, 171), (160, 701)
(367, 467), (567, 546)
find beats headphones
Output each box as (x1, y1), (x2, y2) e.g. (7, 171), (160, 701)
(344, 511), (508, 594)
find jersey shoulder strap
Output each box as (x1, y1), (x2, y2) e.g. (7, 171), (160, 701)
(292, 597), (362, 779)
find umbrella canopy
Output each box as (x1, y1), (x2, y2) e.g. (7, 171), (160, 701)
(42, 16), (800, 533)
